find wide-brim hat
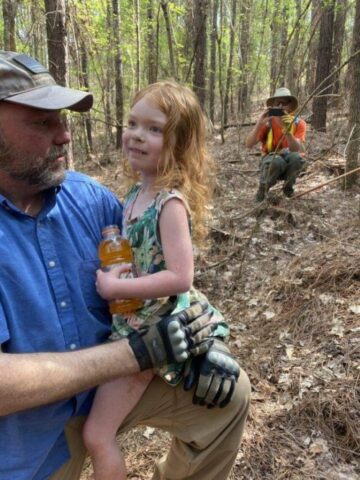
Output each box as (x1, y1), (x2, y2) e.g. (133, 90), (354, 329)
(266, 87), (298, 112)
(0, 51), (93, 112)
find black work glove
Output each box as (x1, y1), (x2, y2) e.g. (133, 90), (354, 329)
(183, 339), (240, 408)
(128, 302), (216, 370)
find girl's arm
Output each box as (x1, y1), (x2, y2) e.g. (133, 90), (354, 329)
(96, 198), (194, 301)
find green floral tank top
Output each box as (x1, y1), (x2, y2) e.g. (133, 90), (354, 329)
(111, 184), (228, 385)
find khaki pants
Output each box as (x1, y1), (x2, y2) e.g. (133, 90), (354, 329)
(49, 417), (87, 480)
(50, 371), (251, 480)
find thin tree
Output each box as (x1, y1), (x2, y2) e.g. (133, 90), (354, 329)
(209, 0), (218, 124)
(305, 0), (321, 96)
(278, 3), (289, 87)
(286, 0), (302, 93)
(68, 1), (93, 157)
(217, 0), (225, 142)
(312, 0), (335, 132)
(3, 0), (19, 51)
(104, 1), (114, 145)
(270, 2), (282, 93)
(345, 0), (360, 187)
(331, 0), (348, 103)
(160, 1), (177, 80)
(192, 0), (209, 108)
(30, 1), (46, 61)
(111, 0), (124, 150)
(133, 0), (140, 91)
(223, 0), (237, 125)
(238, 0), (251, 117)
(45, 0), (67, 84)
(147, 0), (157, 84)
(44, 0), (74, 167)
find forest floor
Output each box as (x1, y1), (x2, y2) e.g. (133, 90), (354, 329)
(79, 117), (360, 480)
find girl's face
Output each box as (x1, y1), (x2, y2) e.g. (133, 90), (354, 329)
(123, 96), (167, 180)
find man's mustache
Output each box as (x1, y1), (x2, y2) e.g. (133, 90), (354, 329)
(46, 146), (68, 161)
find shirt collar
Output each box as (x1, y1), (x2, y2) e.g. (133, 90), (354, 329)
(0, 184), (62, 217)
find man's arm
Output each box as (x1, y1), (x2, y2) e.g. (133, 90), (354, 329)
(281, 115), (306, 153)
(0, 340), (139, 416)
(283, 132), (303, 152)
(0, 303), (214, 416)
(245, 110), (268, 148)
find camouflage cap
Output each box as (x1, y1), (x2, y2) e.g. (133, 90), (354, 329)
(0, 51), (93, 112)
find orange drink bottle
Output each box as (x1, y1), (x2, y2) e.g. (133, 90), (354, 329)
(98, 225), (143, 314)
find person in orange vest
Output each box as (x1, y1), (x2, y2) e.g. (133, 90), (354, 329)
(245, 87), (307, 202)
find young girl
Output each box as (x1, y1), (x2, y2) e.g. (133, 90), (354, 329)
(83, 81), (227, 480)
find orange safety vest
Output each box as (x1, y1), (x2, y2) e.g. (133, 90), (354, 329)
(266, 121), (296, 153)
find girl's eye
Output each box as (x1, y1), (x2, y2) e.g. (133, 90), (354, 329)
(150, 126), (162, 133)
(128, 120), (136, 128)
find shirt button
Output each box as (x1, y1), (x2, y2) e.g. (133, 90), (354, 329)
(69, 343), (77, 350)
(60, 301), (67, 308)
(48, 261), (56, 267)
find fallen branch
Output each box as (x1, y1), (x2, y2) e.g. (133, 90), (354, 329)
(291, 166), (360, 199)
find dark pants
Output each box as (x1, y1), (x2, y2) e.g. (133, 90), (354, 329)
(259, 152), (305, 196)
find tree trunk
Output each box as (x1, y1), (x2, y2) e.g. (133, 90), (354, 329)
(278, 3), (288, 87)
(248, 0), (270, 102)
(160, 1), (177, 80)
(238, 0), (251, 117)
(312, 0), (335, 132)
(111, 0), (124, 150)
(331, 0), (348, 103)
(3, 0), (18, 51)
(286, 0), (301, 93)
(345, 0), (360, 187)
(31, 1), (45, 61)
(105, 1), (114, 146)
(217, 0), (225, 143)
(44, 0), (74, 168)
(192, 0), (209, 108)
(270, 3), (282, 93)
(134, 0), (140, 91)
(223, 0), (237, 125)
(305, 0), (321, 97)
(147, 0), (157, 84)
(79, 41), (93, 154)
(45, 0), (67, 84)
(209, 0), (218, 124)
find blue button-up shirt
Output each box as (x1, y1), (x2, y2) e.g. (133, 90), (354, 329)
(0, 171), (123, 479)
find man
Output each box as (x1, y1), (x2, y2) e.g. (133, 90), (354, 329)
(0, 51), (251, 480)
(245, 87), (307, 202)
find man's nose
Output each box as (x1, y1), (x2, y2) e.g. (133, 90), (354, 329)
(54, 122), (71, 146)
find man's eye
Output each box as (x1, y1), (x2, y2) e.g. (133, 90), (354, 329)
(35, 120), (50, 127)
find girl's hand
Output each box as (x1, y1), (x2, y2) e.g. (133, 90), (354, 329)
(96, 264), (132, 300)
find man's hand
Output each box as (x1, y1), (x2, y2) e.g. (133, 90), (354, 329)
(281, 114), (295, 133)
(183, 339), (240, 408)
(128, 303), (216, 370)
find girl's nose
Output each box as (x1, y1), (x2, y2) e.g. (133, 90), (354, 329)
(133, 127), (145, 142)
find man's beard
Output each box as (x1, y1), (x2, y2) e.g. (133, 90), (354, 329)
(0, 135), (68, 190)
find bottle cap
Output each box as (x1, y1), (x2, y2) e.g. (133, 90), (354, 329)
(101, 225), (120, 237)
